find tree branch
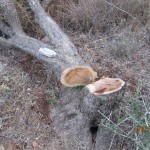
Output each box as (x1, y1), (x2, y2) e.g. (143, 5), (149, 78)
(0, 18), (14, 37)
(0, 0), (84, 78)
(27, 0), (79, 54)
(0, 32), (83, 78)
(0, 0), (24, 35)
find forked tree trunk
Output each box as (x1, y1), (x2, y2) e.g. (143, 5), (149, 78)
(0, 0), (125, 149)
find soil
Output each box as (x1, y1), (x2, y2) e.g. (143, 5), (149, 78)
(0, 51), (64, 149)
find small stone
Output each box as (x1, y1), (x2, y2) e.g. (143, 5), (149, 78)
(27, 88), (32, 91)
(7, 141), (17, 150)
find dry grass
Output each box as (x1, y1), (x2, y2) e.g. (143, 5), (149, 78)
(47, 0), (149, 33)
(16, 0), (45, 39)
(0, 0), (149, 39)
(1, 0), (149, 37)
(0, 51), (60, 149)
(99, 87), (150, 150)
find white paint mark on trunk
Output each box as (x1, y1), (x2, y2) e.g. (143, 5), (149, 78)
(39, 48), (56, 57)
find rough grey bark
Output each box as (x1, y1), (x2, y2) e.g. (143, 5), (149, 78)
(0, 0), (84, 78)
(0, 0), (125, 149)
(0, 0), (24, 35)
(0, 34), (81, 78)
(0, 18), (14, 37)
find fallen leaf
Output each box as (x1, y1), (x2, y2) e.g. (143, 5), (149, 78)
(32, 141), (39, 148)
(0, 144), (5, 150)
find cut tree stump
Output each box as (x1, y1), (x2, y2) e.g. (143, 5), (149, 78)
(0, 0), (125, 149)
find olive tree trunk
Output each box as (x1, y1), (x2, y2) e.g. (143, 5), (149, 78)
(0, 0), (125, 149)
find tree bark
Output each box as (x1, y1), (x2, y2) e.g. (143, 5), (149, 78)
(0, 0), (24, 35)
(0, 0), (125, 149)
(0, 0), (84, 77)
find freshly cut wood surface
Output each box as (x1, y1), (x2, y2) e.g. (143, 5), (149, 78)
(61, 66), (97, 87)
(86, 77), (125, 95)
